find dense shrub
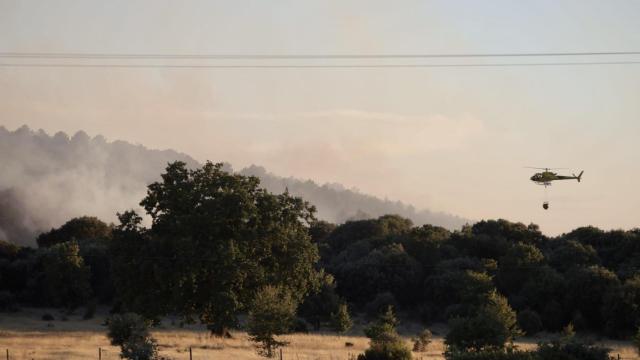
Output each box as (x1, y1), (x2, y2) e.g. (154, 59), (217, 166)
(247, 286), (297, 357)
(40, 241), (92, 309)
(536, 340), (612, 360)
(359, 306), (411, 360)
(298, 273), (342, 329)
(446, 340), (612, 360)
(445, 349), (537, 360)
(331, 303), (353, 334)
(517, 310), (543, 336)
(364, 306), (399, 341)
(357, 340), (412, 360)
(107, 313), (157, 360)
(445, 292), (521, 352)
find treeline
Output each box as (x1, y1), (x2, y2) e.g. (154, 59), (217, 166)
(1, 161), (639, 358)
(0, 125), (466, 246)
(315, 215), (640, 339)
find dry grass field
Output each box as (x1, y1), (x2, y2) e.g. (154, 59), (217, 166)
(0, 308), (638, 360)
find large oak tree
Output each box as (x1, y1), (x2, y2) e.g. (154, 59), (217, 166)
(111, 161), (320, 335)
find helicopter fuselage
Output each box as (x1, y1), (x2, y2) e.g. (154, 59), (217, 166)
(530, 171), (583, 186)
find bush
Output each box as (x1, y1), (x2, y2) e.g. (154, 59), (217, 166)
(42, 313), (55, 321)
(412, 329), (432, 352)
(445, 292), (521, 352)
(358, 340), (412, 360)
(107, 313), (157, 360)
(364, 306), (399, 341)
(331, 303), (353, 334)
(517, 310), (543, 336)
(40, 241), (92, 309)
(536, 340), (611, 360)
(121, 337), (158, 360)
(247, 286), (297, 357)
(445, 349), (537, 360)
(360, 306), (412, 360)
(445, 340), (612, 360)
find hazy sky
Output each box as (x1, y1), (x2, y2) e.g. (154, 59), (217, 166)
(1, 0), (639, 235)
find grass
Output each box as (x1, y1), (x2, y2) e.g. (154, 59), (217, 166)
(0, 308), (638, 359)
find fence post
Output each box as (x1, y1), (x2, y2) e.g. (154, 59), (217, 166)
(98, 347), (101, 360)
(279, 348), (283, 360)
(189, 346), (192, 360)
(5, 348), (8, 360)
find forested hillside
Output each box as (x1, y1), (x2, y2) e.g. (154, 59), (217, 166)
(0, 126), (467, 246)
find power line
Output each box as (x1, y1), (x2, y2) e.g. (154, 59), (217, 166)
(2, 50), (640, 59)
(1, 61), (640, 69)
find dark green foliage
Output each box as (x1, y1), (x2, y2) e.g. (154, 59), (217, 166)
(564, 265), (620, 329)
(540, 300), (566, 332)
(331, 303), (353, 334)
(40, 240), (92, 309)
(111, 161), (320, 335)
(247, 286), (297, 357)
(357, 340), (413, 360)
(107, 313), (151, 346)
(107, 313), (157, 360)
(401, 225), (450, 274)
(602, 275), (640, 338)
(519, 266), (565, 314)
(364, 292), (398, 318)
(471, 220), (544, 246)
(120, 337), (158, 360)
(496, 243), (544, 295)
(37, 216), (112, 248)
(446, 339), (612, 360)
(425, 270), (493, 319)
(445, 349), (538, 360)
(298, 273), (341, 329)
(364, 306), (399, 341)
(517, 309), (543, 336)
(333, 242), (422, 306)
(536, 340), (612, 360)
(322, 215), (412, 257)
(79, 239), (114, 302)
(359, 307), (412, 360)
(445, 292), (521, 352)
(548, 240), (600, 272)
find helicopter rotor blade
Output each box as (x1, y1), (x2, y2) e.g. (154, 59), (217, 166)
(524, 167), (568, 170)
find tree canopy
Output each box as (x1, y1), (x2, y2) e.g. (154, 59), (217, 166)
(110, 161), (321, 334)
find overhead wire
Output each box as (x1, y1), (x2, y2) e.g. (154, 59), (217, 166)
(1, 50), (640, 59)
(1, 50), (640, 69)
(1, 61), (640, 69)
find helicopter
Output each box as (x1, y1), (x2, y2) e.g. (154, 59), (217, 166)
(528, 167), (584, 187)
(527, 167), (584, 210)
